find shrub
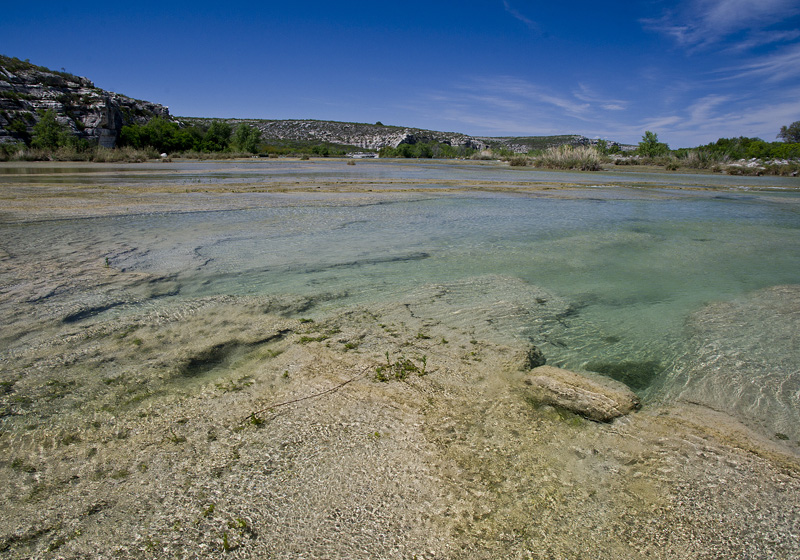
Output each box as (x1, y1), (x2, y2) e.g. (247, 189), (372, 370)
(30, 110), (70, 150)
(532, 145), (601, 171)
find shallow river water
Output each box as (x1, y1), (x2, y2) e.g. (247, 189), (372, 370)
(2, 159), (800, 442)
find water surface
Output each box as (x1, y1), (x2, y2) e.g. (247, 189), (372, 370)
(2, 159), (799, 442)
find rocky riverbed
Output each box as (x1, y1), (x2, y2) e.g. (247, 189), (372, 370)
(1, 161), (799, 559)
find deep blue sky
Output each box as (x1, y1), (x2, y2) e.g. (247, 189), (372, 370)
(3, 0), (800, 147)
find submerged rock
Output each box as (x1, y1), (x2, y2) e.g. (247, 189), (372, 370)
(522, 346), (547, 369)
(523, 365), (640, 422)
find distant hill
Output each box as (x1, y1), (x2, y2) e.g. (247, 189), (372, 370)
(0, 55), (631, 153)
(0, 55), (170, 148)
(179, 117), (631, 153)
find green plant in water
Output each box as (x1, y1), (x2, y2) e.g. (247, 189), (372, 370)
(375, 351), (427, 381)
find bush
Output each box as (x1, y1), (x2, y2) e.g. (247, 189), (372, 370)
(676, 149), (727, 169)
(532, 145), (601, 171)
(30, 110), (70, 150)
(119, 117), (201, 153)
(379, 141), (476, 159)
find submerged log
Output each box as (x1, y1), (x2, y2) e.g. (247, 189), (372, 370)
(523, 365), (641, 422)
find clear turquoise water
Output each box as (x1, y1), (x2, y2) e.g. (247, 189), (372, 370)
(3, 161), (800, 442)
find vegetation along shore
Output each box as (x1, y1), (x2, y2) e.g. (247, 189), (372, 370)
(1, 55), (799, 175)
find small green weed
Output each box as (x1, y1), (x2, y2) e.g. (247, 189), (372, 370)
(375, 352), (427, 381)
(110, 469), (130, 480)
(215, 375), (254, 393)
(298, 334), (328, 344)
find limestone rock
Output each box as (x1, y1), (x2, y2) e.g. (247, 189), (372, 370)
(0, 55), (170, 147)
(523, 365), (640, 422)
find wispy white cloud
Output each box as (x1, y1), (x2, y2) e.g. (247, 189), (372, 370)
(407, 68), (800, 147)
(719, 42), (800, 82)
(457, 76), (592, 116)
(573, 84), (628, 111)
(687, 94), (730, 122)
(724, 29), (800, 52)
(502, 1), (539, 32)
(642, 0), (800, 49)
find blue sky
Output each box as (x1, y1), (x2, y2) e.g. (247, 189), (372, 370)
(3, 0), (800, 147)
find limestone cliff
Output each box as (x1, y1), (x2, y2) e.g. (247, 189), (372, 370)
(0, 55), (170, 148)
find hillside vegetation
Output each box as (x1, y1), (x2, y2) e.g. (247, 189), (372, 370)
(2, 55), (798, 175)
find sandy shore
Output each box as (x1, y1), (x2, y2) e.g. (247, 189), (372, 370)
(1, 162), (799, 558)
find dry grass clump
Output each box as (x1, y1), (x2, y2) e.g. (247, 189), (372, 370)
(0, 145), (159, 163)
(532, 145), (602, 171)
(681, 150), (727, 169)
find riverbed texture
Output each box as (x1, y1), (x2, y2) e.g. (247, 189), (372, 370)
(1, 159), (799, 559)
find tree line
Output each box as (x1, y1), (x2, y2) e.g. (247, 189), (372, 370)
(119, 118), (261, 153)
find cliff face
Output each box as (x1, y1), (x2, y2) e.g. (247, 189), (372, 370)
(0, 55), (170, 148)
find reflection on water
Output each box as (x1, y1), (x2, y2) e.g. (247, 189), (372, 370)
(2, 160), (799, 442)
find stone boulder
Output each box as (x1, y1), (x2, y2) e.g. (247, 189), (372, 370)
(523, 365), (640, 422)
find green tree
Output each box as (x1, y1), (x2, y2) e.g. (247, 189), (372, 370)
(31, 110), (68, 149)
(231, 124), (261, 153)
(778, 121), (800, 143)
(120, 117), (187, 152)
(201, 121), (232, 152)
(638, 131), (669, 157)
(6, 118), (31, 145)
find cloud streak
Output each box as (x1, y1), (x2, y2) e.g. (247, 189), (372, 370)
(502, 1), (539, 32)
(642, 0), (800, 49)
(719, 42), (800, 82)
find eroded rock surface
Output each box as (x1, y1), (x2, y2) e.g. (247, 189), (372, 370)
(523, 365), (641, 422)
(0, 55), (169, 147)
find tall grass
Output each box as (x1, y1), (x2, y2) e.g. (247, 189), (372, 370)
(532, 145), (602, 171)
(679, 149), (727, 169)
(0, 144), (159, 162)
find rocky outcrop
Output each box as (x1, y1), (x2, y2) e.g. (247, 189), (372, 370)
(1, 55), (632, 153)
(522, 365), (641, 422)
(0, 55), (170, 148)
(180, 117), (489, 152)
